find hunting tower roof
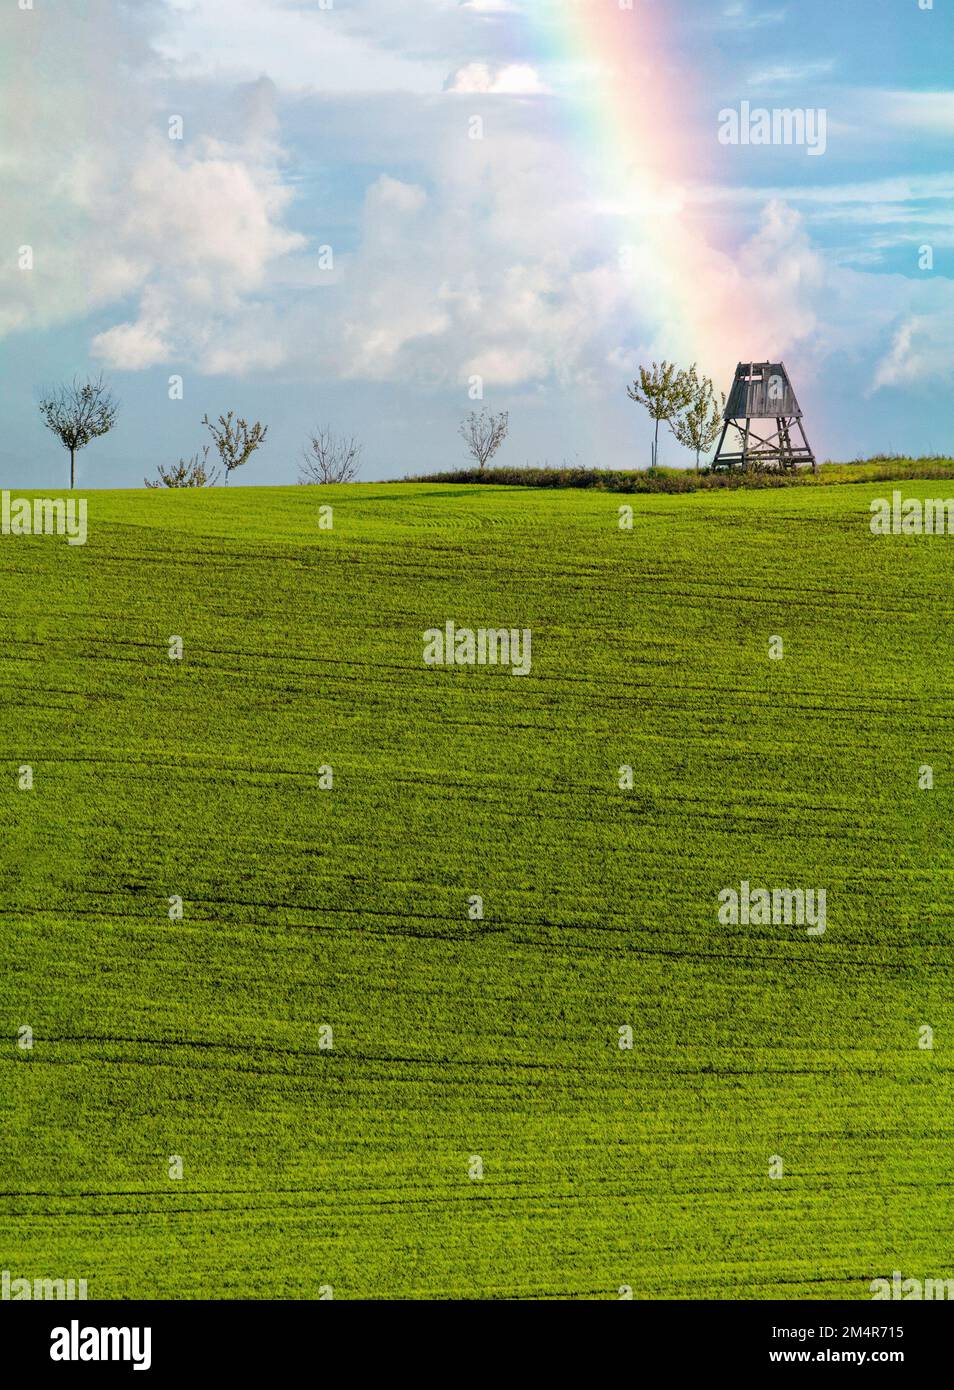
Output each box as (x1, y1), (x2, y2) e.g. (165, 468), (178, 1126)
(725, 361), (802, 420)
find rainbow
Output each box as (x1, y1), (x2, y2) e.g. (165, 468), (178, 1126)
(526, 0), (766, 380)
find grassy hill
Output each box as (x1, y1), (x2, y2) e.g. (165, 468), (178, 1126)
(2, 481), (953, 1299)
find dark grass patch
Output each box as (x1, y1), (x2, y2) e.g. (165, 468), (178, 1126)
(404, 458), (954, 494)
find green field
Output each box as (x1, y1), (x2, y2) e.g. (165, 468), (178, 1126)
(2, 481), (953, 1300)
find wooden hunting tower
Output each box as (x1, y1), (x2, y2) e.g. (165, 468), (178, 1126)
(712, 361), (816, 473)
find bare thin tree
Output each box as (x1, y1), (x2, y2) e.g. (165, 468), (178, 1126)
(201, 411), (268, 485)
(145, 447), (220, 488)
(298, 427), (362, 484)
(459, 410), (509, 470)
(38, 374), (119, 487)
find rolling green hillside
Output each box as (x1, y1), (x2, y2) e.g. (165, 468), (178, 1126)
(2, 482), (953, 1299)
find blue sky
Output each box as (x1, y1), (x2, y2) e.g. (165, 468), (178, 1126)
(2, 0), (953, 487)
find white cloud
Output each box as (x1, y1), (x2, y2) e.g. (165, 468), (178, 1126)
(717, 2), (787, 30)
(369, 175), (428, 216)
(873, 320), (919, 390)
(157, 0), (448, 93)
(91, 318), (172, 372)
(873, 307), (954, 390)
(693, 171), (954, 208)
(446, 62), (547, 94)
(880, 91), (954, 134)
(311, 132), (633, 390)
(0, 3), (304, 373)
(746, 59), (836, 89)
(89, 128), (304, 370)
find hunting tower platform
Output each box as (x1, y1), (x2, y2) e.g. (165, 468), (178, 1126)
(712, 361), (816, 473)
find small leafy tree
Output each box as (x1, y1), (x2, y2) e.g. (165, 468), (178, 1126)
(38, 374), (119, 487)
(669, 365), (725, 472)
(626, 361), (692, 470)
(459, 409), (509, 471)
(145, 447), (220, 488)
(201, 411), (268, 485)
(298, 427), (362, 484)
